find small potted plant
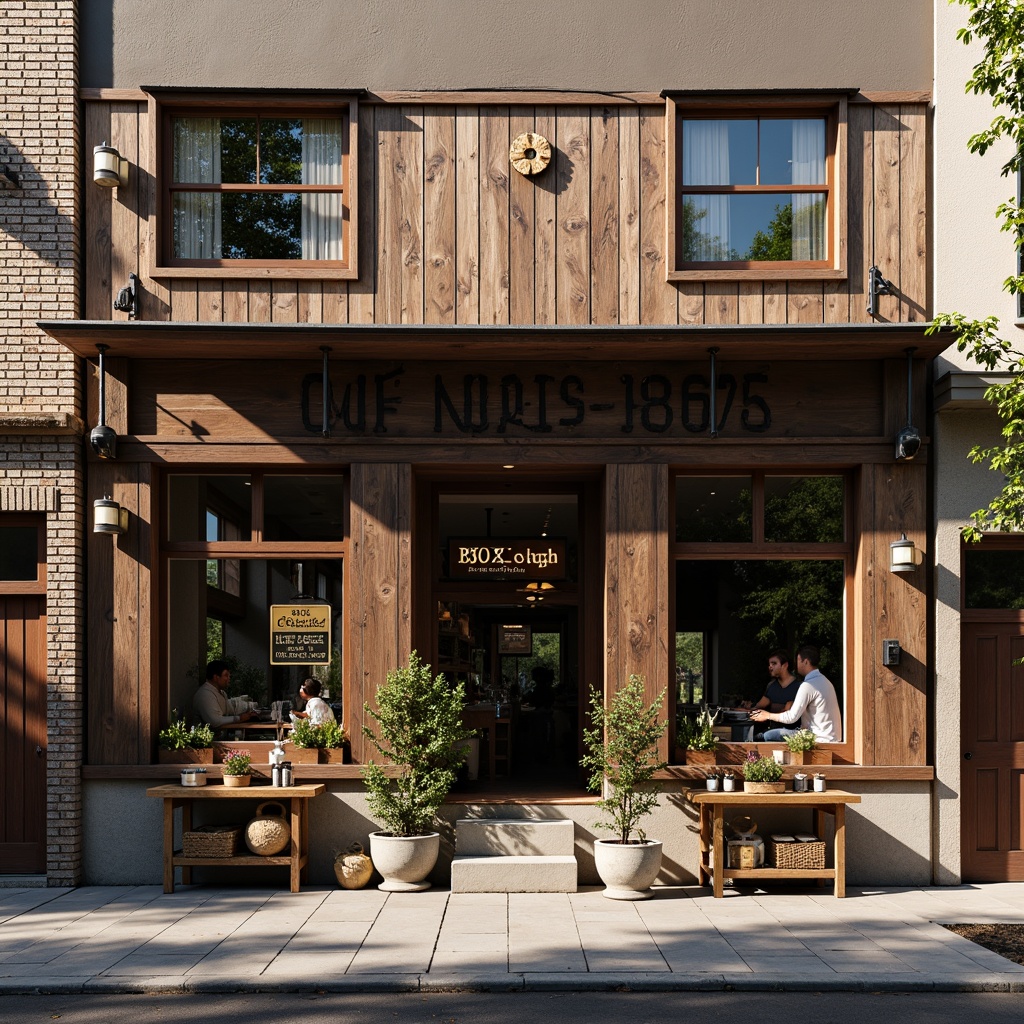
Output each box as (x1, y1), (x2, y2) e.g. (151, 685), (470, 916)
(157, 710), (214, 764)
(784, 728), (833, 765)
(705, 770), (721, 792)
(722, 769), (737, 792)
(221, 748), (252, 787)
(316, 720), (349, 764)
(582, 674), (668, 900)
(362, 651), (472, 891)
(742, 750), (786, 794)
(679, 703), (720, 766)
(287, 718), (324, 764)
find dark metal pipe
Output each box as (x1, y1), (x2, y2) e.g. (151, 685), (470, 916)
(708, 347), (719, 438)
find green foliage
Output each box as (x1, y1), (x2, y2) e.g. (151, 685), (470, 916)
(291, 718), (347, 749)
(746, 202), (793, 261)
(927, 1), (1024, 538)
(784, 729), (817, 753)
(677, 703), (719, 751)
(186, 654), (268, 707)
(361, 651), (472, 837)
(158, 709), (214, 750)
(681, 198), (740, 261)
(582, 676), (668, 844)
(742, 750), (784, 783)
(221, 748), (251, 775)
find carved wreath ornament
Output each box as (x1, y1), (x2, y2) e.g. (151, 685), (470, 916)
(509, 132), (552, 176)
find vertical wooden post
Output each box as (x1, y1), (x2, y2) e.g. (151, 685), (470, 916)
(347, 463), (412, 762)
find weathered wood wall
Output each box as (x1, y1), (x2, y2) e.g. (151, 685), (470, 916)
(83, 100), (928, 329)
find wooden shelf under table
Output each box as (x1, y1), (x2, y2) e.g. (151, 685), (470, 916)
(685, 788), (862, 898)
(146, 783), (325, 893)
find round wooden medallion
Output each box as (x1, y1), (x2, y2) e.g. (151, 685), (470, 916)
(509, 132), (552, 176)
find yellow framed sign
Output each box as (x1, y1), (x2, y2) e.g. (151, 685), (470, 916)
(270, 603), (332, 665)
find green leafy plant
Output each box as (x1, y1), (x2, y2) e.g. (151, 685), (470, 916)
(361, 651), (472, 837)
(291, 718), (347, 749)
(158, 709), (214, 751)
(742, 750), (784, 783)
(678, 703), (720, 751)
(221, 748), (251, 776)
(784, 729), (817, 753)
(582, 675), (668, 844)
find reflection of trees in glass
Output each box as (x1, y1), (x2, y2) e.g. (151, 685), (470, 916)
(731, 559), (844, 683)
(745, 198), (825, 262)
(675, 631), (705, 704)
(965, 551), (1024, 609)
(220, 119), (302, 259)
(681, 198), (740, 262)
(678, 485), (752, 543)
(765, 477), (844, 543)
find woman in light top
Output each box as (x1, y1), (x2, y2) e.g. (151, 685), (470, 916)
(291, 678), (336, 725)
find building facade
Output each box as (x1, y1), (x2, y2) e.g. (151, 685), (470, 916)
(8, 0), (1005, 889)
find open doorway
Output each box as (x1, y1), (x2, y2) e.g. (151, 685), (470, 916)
(423, 481), (595, 794)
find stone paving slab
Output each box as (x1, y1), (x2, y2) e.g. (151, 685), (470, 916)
(0, 883), (1023, 993)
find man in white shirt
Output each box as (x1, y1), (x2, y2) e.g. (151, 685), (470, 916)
(748, 645), (842, 743)
(192, 660), (257, 728)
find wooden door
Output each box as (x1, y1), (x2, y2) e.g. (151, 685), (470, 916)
(0, 595), (47, 873)
(961, 622), (1024, 881)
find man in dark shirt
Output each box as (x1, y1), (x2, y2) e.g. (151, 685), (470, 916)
(744, 648), (798, 740)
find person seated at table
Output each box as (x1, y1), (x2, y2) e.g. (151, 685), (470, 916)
(192, 659), (257, 728)
(743, 648), (797, 739)
(748, 645), (842, 743)
(290, 678), (336, 725)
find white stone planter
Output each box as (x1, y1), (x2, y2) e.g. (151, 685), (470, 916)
(593, 838), (663, 900)
(368, 831), (440, 892)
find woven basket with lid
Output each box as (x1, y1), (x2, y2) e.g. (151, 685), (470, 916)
(244, 801), (291, 856)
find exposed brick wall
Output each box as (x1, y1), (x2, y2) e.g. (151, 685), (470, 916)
(0, 3), (84, 886)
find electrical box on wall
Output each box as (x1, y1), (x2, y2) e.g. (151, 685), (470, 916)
(882, 639), (901, 667)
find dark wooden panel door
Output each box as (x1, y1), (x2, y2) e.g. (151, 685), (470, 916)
(0, 595), (47, 873)
(961, 622), (1024, 881)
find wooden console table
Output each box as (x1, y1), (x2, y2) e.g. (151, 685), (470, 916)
(685, 788), (861, 898)
(147, 783), (324, 893)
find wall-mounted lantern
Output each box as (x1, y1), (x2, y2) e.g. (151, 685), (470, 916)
(93, 497), (128, 536)
(889, 534), (923, 573)
(93, 143), (128, 188)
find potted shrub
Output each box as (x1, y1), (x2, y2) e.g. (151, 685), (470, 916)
(316, 720), (348, 764)
(362, 651), (471, 891)
(741, 750), (786, 794)
(157, 710), (214, 764)
(679, 703), (720, 766)
(287, 718), (324, 764)
(221, 748), (252, 787)
(582, 674), (668, 900)
(784, 728), (833, 765)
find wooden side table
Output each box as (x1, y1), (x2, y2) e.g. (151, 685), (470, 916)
(147, 783), (325, 893)
(685, 788), (861, 897)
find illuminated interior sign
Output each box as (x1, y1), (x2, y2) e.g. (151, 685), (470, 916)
(269, 603), (332, 665)
(448, 538), (566, 580)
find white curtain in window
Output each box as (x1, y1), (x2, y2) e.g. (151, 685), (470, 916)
(301, 119), (343, 260)
(682, 120), (731, 261)
(172, 118), (222, 259)
(791, 120), (825, 261)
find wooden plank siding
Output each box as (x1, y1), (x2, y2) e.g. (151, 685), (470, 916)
(82, 100), (929, 329)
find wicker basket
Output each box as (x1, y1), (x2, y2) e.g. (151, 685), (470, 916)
(768, 838), (826, 869)
(182, 825), (239, 858)
(245, 801), (291, 856)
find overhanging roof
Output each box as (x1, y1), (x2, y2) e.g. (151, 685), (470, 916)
(38, 321), (951, 362)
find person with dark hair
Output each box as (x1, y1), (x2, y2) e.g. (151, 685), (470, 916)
(192, 660), (257, 727)
(291, 677), (336, 725)
(750, 644), (842, 742)
(743, 648), (798, 741)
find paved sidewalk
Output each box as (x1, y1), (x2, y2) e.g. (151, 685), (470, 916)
(1, 883), (1023, 994)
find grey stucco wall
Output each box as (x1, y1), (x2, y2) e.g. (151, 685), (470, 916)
(81, 0), (933, 92)
(85, 780), (931, 889)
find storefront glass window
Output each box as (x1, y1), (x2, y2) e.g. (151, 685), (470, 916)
(168, 475), (252, 542)
(764, 475), (844, 543)
(264, 475), (345, 541)
(965, 550), (1024, 609)
(0, 525), (38, 581)
(675, 476), (753, 542)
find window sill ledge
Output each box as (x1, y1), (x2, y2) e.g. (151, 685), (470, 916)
(668, 268), (847, 283)
(658, 764), (934, 781)
(150, 265), (358, 281)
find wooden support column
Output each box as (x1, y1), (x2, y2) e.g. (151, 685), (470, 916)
(604, 463), (670, 758)
(347, 463), (412, 762)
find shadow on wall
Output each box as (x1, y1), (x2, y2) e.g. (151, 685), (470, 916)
(0, 135), (77, 266)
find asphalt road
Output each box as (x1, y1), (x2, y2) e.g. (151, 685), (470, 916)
(1, 991), (1021, 1024)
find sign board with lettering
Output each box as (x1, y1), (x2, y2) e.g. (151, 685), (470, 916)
(269, 603), (332, 665)
(498, 624), (533, 655)
(448, 539), (566, 581)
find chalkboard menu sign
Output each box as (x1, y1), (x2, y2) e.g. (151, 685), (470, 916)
(498, 624), (532, 655)
(270, 603), (332, 665)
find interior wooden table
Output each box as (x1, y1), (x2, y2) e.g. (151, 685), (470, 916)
(685, 788), (862, 898)
(146, 783), (325, 893)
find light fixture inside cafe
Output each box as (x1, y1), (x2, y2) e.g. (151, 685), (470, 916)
(889, 533), (923, 573)
(93, 143), (128, 188)
(93, 497), (128, 536)
(521, 581), (555, 602)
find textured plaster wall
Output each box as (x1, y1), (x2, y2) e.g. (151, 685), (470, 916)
(84, 780), (932, 888)
(80, 0), (932, 93)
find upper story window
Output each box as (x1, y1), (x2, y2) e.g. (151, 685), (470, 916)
(153, 92), (358, 278)
(667, 95), (847, 281)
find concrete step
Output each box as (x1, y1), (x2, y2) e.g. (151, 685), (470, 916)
(450, 854), (578, 892)
(454, 818), (575, 857)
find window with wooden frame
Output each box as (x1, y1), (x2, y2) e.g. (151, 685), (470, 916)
(671, 471), (854, 759)
(152, 91), (358, 278)
(666, 95), (847, 280)
(0, 516), (45, 594)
